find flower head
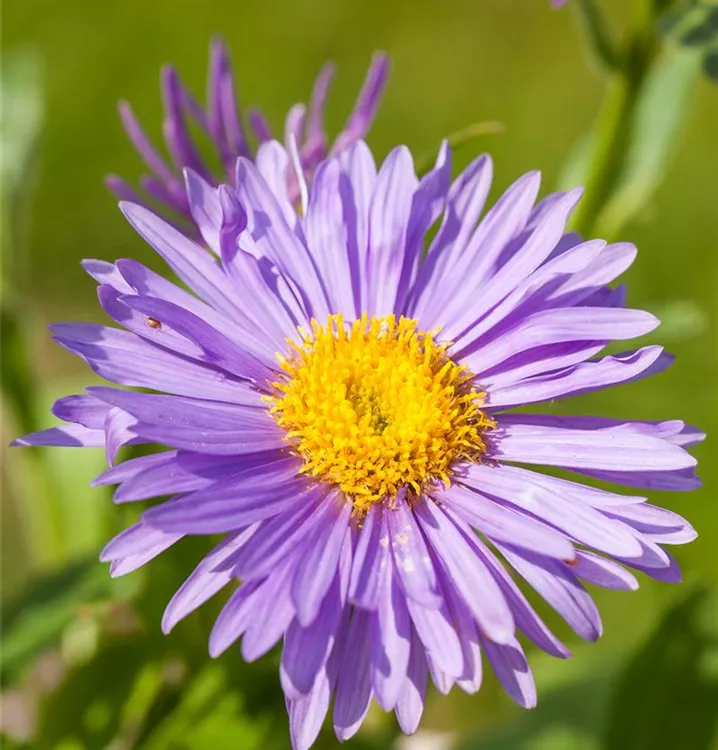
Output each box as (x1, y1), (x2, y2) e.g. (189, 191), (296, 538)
(106, 38), (389, 228)
(17, 140), (702, 749)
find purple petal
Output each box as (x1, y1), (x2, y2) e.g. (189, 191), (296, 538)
(336, 140), (377, 314)
(282, 570), (344, 699)
(292, 494), (351, 626)
(441, 188), (583, 341)
(364, 146), (418, 317)
(495, 417), (696, 472)
(410, 154), (493, 318)
(104, 406), (138, 465)
(208, 581), (261, 657)
(461, 306), (659, 376)
(441, 483), (575, 559)
(113, 451), (293, 503)
(52, 394), (111, 429)
(394, 628), (428, 734)
(97, 284), (205, 360)
(142, 471), (309, 535)
(331, 52), (390, 154)
(395, 141), (452, 311)
(241, 562), (297, 662)
(370, 571), (412, 710)
(103, 522), (182, 577)
(162, 529), (255, 633)
(464, 533), (570, 658)
(117, 101), (179, 190)
(227, 488), (333, 578)
(304, 158), (354, 315)
(386, 499), (441, 608)
(306, 62), (336, 143)
(51, 323), (260, 404)
(571, 551), (639, 591)
(235, 157), (331, 321)
(161, 67), (211, 180)
(489, 346), (670, 409)
(406, 595), (463, 679)
(496, 544), (603, 642)
(13, 423), (105, 448)
(349, 502), (391, 609)
(333, 609), (373, 741)
(254, 141), (296, 226)
(119, 202), (251, 326)
(463, 465), (643, 558)
(414, 498), (515, 644)
(93, 451), (176, 488)
(481, 636), (536, 709)
(82, 258), (135, 294)
(120, 294), (270, 383)
(184, 169), (222, 252)
(288, 663), (333, 750)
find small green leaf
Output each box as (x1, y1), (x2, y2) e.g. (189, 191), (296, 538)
(603, 586), (718, 750)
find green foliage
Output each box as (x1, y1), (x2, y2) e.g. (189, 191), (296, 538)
(595, 47), (699, 238)
(660, 1), (718, 83)
(0, 559), (118, 685)
(603, 587), (718, 750)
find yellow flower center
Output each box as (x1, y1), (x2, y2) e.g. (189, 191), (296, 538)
(266, 314), (493, 513)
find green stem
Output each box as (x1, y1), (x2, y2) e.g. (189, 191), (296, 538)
(574, 0), (622, 73)
(570, 0), (658, 237)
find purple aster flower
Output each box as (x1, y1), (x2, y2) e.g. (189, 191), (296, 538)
(16, 140), (702, 749)
(106, 38), (389, 226)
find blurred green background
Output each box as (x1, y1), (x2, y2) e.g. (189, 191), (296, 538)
(2, 0), (717, 748)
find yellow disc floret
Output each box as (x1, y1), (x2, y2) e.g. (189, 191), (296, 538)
(266, 314), (494, 513)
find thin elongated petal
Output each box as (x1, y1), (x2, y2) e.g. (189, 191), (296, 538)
(13, 423), (106, 448)
(496, 419), (696, 472)
(462, 307), (659, 376)
(497, 544), (603, 642)
(333, 609), (373, 740)
(365, 146), (418, 316)
(292, 494), (351, 626)
(162, 529), (256, 632)
(394, 629), (428, 734)
(51, 323), (259, 404)
(463, 464), (643, 557)
(386, 499), (441, 608)
(142, 467), (308, 534)
(414, 499), (515, 643)
(349, 503), (391, 609)
(481, 636), (536, 709)
(370, 570), (412, 709)
(282, 572), (343, 698)
(489, 346), (670, 408)
(441, 483), (575, 559)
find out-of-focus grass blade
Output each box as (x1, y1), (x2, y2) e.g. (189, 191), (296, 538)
(415, 120), (504, 176)
(1, 47), (43, 291)
(603, 586), (718, 750)
(139, 665), (272, 750)
(595, 48), (699, 238)
(0, 558), (119, 684)
(660, 2), (718, 49)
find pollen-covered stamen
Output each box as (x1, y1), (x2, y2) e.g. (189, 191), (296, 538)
(266, 314), (494, 513)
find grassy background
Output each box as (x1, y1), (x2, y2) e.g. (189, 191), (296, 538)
(2, 0), (717, 748)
